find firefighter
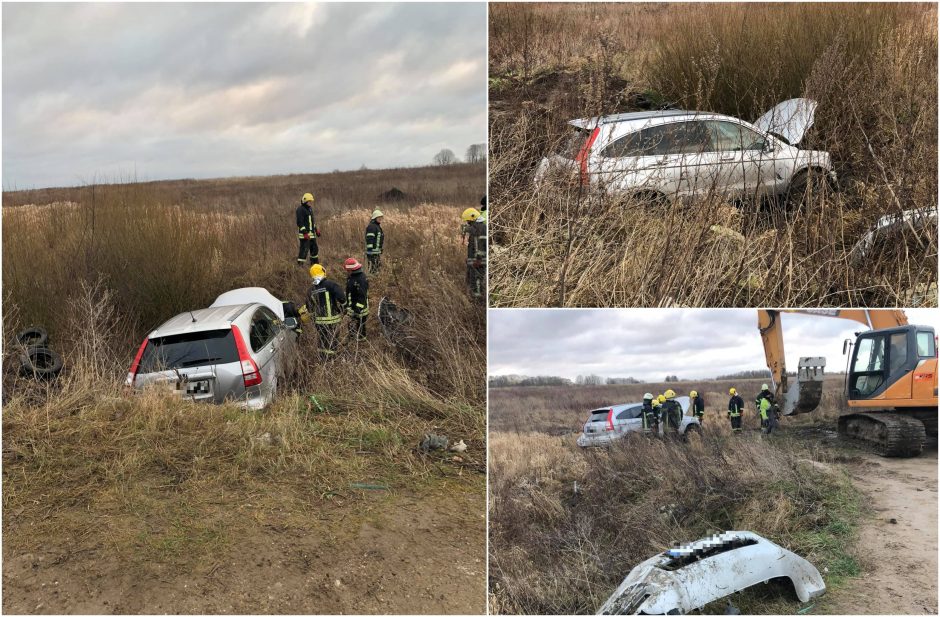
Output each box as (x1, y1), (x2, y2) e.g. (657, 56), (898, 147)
(755, 383), (774, 430)
(728, 387), (744, 432)
(296, 192), (321, 265)
(660, 389), (682, 435)
(462, 207), (486, 301)
(650, 396), (662, 433)
(690, 390), (705, 424)
(641, 392), (656, 433)
(344, 257), (369, 342)
(365, 209), (384, 273)
(305, 264), (346, 359)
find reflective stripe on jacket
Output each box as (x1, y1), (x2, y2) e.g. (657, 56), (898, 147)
(307, 279), (346, 324)
(345, 271), (370, 316)
(296, 203), (315, 238)
(366, 220), (384, 255)
(728, 394), (744, 417)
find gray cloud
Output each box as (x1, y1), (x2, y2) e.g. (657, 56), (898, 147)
(2, 2), (486, 188)
(489, 309), (940, 381)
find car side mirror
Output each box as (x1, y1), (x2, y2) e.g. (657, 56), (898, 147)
(282, 317), (299, 330)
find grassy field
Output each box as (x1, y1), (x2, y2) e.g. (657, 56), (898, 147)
(2, 163), (487, 613)
(488, 3), (937, 307)
(488, 378), (865, 614)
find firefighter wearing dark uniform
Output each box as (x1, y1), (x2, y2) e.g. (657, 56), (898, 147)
(462, 207), (486, 301)
(305, 264), (345, 358)
(296, 192), (320, 265)
(660, 389), (682, 435)
(650, 397), (662, 433)
(343, 257), (369, 342)
(641, 393), (656, 433)
(690, 390), (705, 424)
(728, 387), (744, 432)
(756, 384), (778, 434)
(755, 383), (774, 430)
(365, 209), (384, 274)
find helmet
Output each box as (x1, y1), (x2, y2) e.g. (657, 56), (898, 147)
(664, 389), (676, 399)
(729, 387), (737, 395)
(309, 264), (326, 279)
(658, 395), (666, 403)
(344, 257), (362, 272)
(371, 209), (384, 219)
(461, 207), (481, 222)
(761, 383), (770, 391)
(690, 390), (698, 397)
(643, 392), (653, 400)
(652, 399), (661, 407)
(302, 192), (314, 204)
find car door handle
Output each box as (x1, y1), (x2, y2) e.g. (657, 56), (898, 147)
(720, 154), (736, 161)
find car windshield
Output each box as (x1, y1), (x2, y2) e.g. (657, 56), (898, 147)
(139, 329), (239, 372)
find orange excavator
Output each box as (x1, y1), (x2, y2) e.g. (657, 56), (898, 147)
(758, 309), (937, 457)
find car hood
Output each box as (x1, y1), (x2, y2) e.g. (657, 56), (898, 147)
(753, 98), (817, 146)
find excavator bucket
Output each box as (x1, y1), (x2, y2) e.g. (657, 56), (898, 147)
(782, 357), (826, 415)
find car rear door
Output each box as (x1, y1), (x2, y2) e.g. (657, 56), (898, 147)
(247, 306), (280, 400)
(596, 121), (710, 199)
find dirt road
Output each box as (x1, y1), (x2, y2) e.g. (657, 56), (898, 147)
(3, 487), (485, 614)
(822, 447), (938, 614)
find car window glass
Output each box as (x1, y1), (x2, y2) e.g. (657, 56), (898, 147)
(916, 332), (935, 357)
(616, 405), (643, 420)
(139, 329), (239, 372)
(706, 121), (765, 152)
(601, 122), (709, 158)
(889, 332), (908, 373)
(249, 308), (277, 352)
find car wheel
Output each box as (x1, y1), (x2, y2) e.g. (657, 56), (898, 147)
(15, 326), (48, 348)
(18, 346), (63, 380)
(785, 169), (828, 209)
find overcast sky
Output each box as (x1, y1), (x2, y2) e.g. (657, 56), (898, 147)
(489, 309), (940, 381)
(2, 2), (486, 189)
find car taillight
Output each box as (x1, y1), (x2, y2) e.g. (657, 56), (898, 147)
(576, 126), (600, 186)
(126, 337), (149, 386)
(231, 324), (262, 387)
(606, 408), (614, 431)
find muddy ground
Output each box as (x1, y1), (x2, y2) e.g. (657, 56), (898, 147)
(820, 445), (938, 614)
(3, 485), (485, 614)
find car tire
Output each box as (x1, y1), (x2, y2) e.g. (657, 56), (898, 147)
(18, 346), (63, 380)
(785, 169), (829, 209)
(15, 327), (48, 348)
(683, 423), (702, 442)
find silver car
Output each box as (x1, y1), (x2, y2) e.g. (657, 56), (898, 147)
(536, 98), (836, 204)
(127, 287), (299, 410)
(576, 396), (700, 447)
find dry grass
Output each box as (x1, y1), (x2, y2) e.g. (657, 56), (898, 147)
(488, 426), (863, 615)
(489, 3), (937, 307)
(2, 164), (486, 581)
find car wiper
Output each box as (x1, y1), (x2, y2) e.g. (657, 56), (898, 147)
(179, 357), (222, 367)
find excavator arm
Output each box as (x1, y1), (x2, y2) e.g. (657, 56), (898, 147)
(757, 310), (909, 415)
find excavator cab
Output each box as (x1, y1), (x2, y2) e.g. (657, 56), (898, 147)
(846, 325), (937, 401)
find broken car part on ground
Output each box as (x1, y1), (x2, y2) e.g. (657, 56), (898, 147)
(597, 531), (826, 615)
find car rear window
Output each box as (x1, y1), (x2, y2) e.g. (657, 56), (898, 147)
(139, 329), (239, 372)
(563, 127), (592, 159)
(588, 409), (610, 423)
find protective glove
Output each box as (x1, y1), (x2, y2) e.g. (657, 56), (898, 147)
(303, 232), (312, 240)
(315, 228), (322, 237)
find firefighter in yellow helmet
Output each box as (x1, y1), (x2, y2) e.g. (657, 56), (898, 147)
(650, 395), (662, 434)
(305, 264), (346, 359)
(660, 389), (682, 435)
(690, 390), (705, 424)
(728, 387), (744, 432)
(462, 207), (486, 302)
(296, 192), (321, 265)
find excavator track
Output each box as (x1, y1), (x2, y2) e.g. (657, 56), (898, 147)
(837, 413), (927, 458)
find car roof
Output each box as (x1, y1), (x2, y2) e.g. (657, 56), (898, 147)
(150, 304), (253, 338)
(569, 109), (733, 130)
(589, 396), (692, 415)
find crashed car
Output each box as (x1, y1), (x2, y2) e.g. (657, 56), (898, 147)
(849, 206), (938, 266)
(597, 531), (826, 615)
(126, 287), (300, 410)
(535, 98), (836, 205)
(576, 396), (699, 447)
